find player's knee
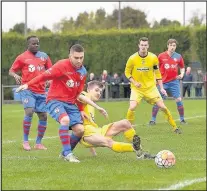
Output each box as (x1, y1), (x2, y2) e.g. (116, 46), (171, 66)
(38, 113), (47, 121)
(25, 108), (34, 117)
(72, 124), (84, 137)
(60, 116), (70, 126)
(122, 119), (131, 129)
(105, 138), (114, 148)
(156, 101), (166, 109)
(175, 97), (182, 102)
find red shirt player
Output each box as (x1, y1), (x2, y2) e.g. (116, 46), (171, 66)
(149, 39), (186, 125)
(16, 44), (88, 163)
(9, 35), (53, 151)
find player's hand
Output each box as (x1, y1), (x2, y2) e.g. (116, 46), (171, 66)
(89, 147), (97, 156)
(15, 84), (28, 92)
(45, 80), (51, 88)
(176, 74), (183, 80)
(14, 74), (22, 85)
(160, 88), (167, 97)
(134, 81), (141, 88)
(97, 107), (108, 119)
(80, 111), (90, 121)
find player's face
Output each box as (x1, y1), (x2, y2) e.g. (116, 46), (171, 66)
(28, 38), (39, 53)
(138, 41), (149, 54)
(167, 43), (176, 53)
(89, 86), (103, 101)
(69, 51), (84, 69)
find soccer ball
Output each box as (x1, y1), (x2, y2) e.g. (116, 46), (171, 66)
(155, 150), (176, 168)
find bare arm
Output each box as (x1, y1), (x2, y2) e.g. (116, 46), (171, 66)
(78, 94), (108, 118)
(9, 70), (22, 85)
(157, 79), (167, 96)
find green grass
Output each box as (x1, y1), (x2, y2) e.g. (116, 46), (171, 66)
(2, 100), (206, 190)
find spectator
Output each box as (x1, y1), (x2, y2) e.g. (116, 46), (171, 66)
(110, 73), (121, 98)
(120, 73), (131, 98)
(99, 70), (111, 98)
(193, 69), (204, 97)
(182, 67), (193, 97)
(86, 72), (96, 83)
(204, 72), (207, 96)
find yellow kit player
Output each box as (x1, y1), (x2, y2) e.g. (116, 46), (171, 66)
(77, 80), (155, 159)
(125, 37), (181, 134)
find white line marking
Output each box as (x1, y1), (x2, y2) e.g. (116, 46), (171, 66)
(133, 115), (206, 127)
(2, 136), (58, 144)
(158, 177), (206, 190)
(2, 114), (206, 144)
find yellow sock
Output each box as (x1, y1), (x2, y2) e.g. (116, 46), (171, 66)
(126, 109), (135, 124)
(160, 107), (177, 130)
(111, 142), (134, 153)
(124, 128), (136, 142)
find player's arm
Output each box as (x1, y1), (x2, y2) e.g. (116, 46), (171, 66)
(9, 56), (23, 85)
(89, 147), (97, 156)
(154, 56), (167, 96)
(15, 63), (63, 92)
(78, 93), (108, 119)
(125, 57), (141, 88)
(177, 56), (185, 79)
(45, 56), (53, 87)
(45, 56), (53, 69)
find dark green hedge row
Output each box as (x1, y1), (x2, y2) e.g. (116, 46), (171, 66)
(2, 27), (205, 86)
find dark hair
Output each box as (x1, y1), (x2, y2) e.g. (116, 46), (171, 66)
(87, 80), (105, 90)
(138, 37), (149, 44)
(27, 35), (38, 42)
(167, 39), (178, 45)
(69, 44), (84, 53)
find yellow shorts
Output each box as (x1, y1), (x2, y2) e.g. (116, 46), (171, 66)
(130, 86), (162, 105)
(80, 123), (113, 148)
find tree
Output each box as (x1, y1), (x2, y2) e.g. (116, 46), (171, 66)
(189, 10), (206, 26)
(9, 23), (31, 34)
(152, 18), (181, 28)
(53, 17), (75, 32)
(109, 6), (150, 29)
(36, 26), (51, 33)
(94, 8), (107, 29)
(75, 11), (93, 30)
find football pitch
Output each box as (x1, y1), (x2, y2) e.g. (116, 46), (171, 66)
(2, 100), (206, 190)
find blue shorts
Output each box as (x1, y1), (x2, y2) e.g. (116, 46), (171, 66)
(157, 79), (181, 99)
(46, 100), (83, 129)
(19, 89), (47, 112)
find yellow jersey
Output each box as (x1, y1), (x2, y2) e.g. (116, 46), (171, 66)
(79, 91), (98, 128)
(125, 51), (162, 90)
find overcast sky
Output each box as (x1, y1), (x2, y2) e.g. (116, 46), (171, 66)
(2, 2), (206, 31)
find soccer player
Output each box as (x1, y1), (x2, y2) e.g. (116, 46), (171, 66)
(149, 39), (186, 125)
(125, 37), (181, 134)
(77, 80), (155, 159)
(9, 35), (53, 151)
(16, 44), (108, 163)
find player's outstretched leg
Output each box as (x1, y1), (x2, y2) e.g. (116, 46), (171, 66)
(133, 135), (156, 159)
(132, 135), (143, 158)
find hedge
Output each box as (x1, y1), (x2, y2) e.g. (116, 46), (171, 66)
(2, 27), (205, 86)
